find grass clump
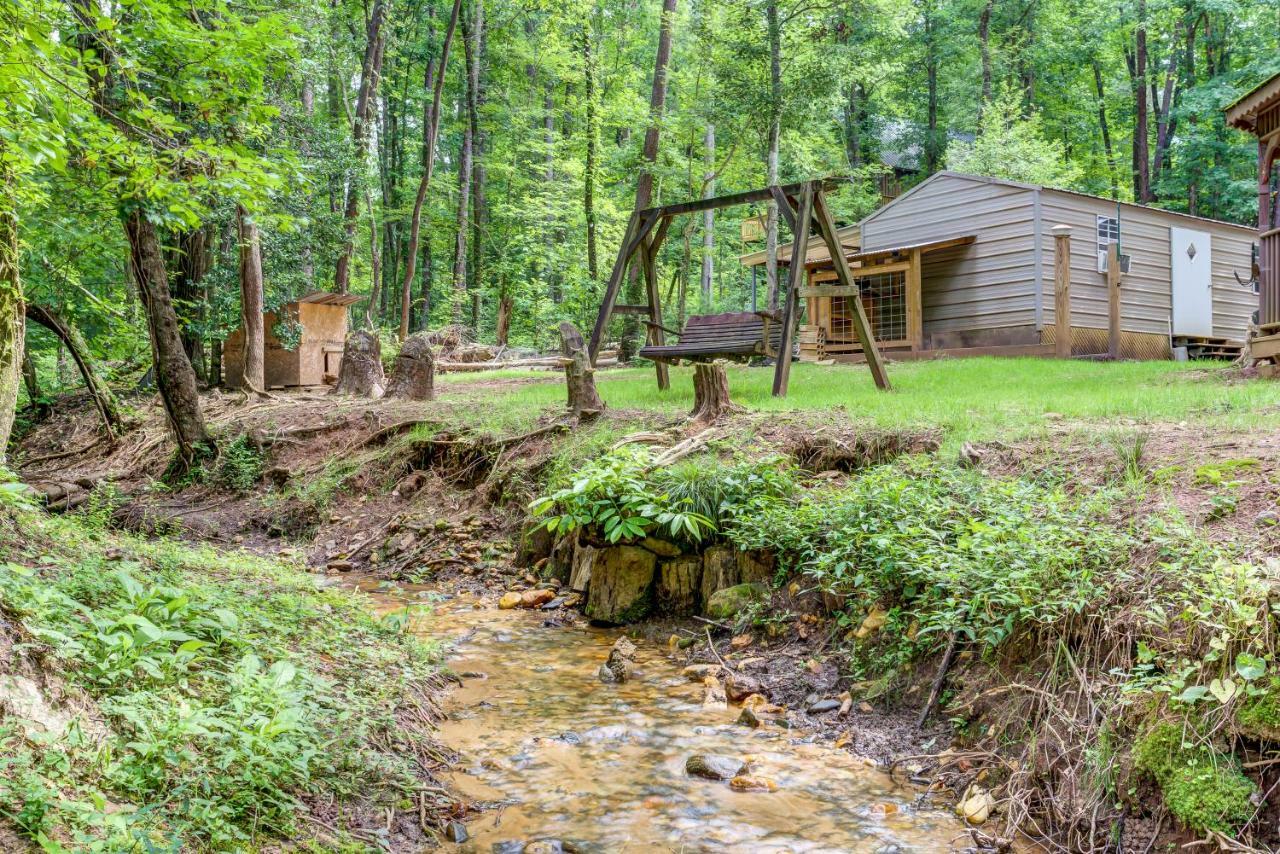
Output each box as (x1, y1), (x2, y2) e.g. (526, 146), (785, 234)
(1132, 722), (1256, 835)
(211, 434), (266, 492)
(0, 502), (439, 851)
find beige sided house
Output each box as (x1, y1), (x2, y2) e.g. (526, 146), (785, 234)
(769, 172), (1259, 362)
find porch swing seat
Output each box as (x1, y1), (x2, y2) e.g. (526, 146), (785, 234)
(638, 311), (784, 363)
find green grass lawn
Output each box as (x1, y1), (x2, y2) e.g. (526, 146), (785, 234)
(440, 358), (1280, 444)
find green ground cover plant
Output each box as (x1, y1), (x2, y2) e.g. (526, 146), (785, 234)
(0, 490), (440, 852)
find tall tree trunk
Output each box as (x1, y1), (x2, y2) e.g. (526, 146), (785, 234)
(495, 295), (512, 345)
(301, 77), (316, 286)
(334, 0), (388, 293)
(400, 0), (462, 340)
(701, 124), (715, 308)
(1129, 0), (1151, 203)
(841, 82), (863, 168)
(620, 0), (678, 360)
(467, 0), (486, 329)
(20, 352), (45, 418)
(168, 227), (210, 384)
(26, 304), (124, 436)
(924, 4), (941, 174)
(236, 205), (267, 395)
(0, 157), (22, 462)
(1093, 59), (1119, 198)
(453, 17), (475, 327)
(1150, 21), (1183, 196)
(978, 0), (994, 109)
(764, 0), (782, 310)
(583, 24), (600, 287)
(125, 209), (212, 469)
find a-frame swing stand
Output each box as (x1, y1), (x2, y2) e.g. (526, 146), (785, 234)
(586, 178), (890, 395)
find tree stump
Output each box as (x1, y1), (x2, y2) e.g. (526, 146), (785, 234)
(560, 322), (604, 418)
(332, 330), (385, 398)
(690, 362), (736, 422)
(384, 332), (435, 399)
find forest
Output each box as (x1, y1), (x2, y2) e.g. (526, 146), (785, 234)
(2, 0), (1280, 451)
(5, 0), (1280, 851)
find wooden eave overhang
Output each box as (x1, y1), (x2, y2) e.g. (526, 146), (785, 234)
(738, 225), (860, 268)
(297, 291), (364, 306)
(804, 234), (976, 271)
(1226, 73), (1280, 132)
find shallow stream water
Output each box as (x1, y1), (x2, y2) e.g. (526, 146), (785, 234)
(367, 586), (969, 853)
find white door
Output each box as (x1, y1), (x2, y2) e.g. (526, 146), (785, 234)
(1170, 226), (1213, 337)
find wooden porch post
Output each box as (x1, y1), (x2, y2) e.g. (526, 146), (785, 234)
(588, 210), (660, 363)
(1107, 242), (1122, 359)
(772, 183), (814, 397)
(906, 248), (923, 351)
(1051, 224), (1072, 358)
(811, 188), (891, 390)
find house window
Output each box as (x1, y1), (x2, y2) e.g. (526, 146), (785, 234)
(1097, 214), (1122, 273)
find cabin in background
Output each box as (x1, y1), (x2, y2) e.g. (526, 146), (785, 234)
(1226, 72), (1280, 367)
(223, 292), (361, 389)
(745, 172), (1258, 362)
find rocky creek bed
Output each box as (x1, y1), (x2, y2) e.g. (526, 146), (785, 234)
(365, 582), (977, 852)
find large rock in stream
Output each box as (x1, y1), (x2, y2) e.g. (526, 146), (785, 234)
(685, 754), (747, 780)
(584, 545), (656, 624)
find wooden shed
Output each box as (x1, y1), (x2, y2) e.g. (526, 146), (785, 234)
(752, 172), (1258, 362)
(223, 292), (360, 389)
(1225, 72), (1280, 364)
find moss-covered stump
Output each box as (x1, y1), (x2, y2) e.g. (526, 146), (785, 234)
(705, 582), (769, 620)
(657, 555), (702, 615)
(585, 545), (656, 624)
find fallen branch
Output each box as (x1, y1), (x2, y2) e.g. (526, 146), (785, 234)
(918, 631), (959, 728)
(19, 436), (110, 468)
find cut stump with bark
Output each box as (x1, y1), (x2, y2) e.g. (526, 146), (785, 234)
(560, 322), (604, 418)
(331, 330), (385, 398)
(385, 333), (436, 400)
(690, 362), (737, 422)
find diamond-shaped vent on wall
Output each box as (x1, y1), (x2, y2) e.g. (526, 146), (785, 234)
(1187, 242), (1198, 261)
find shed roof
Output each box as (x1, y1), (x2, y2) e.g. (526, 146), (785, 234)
(1225, 72), (1280, 131)
(862, 171), (1254, 235)
(297, 291), (363, 306)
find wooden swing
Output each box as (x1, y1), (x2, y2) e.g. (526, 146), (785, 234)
(586, 178), (890, 395)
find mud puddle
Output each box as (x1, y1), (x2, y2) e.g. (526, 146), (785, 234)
(367, 585), (971, 852)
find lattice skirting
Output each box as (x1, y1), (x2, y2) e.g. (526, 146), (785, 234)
(1040, 326), (1171, 360)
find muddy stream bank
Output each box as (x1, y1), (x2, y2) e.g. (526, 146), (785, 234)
(364, 582), (972, 852)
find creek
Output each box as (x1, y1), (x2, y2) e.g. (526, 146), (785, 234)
(366, 584), (970, 852)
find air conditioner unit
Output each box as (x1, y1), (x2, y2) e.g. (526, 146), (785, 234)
(1097, 250), (1132, 274)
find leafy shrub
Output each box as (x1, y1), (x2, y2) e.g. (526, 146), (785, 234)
(530, 447), (796, 545)
(727, 457), (1127, 662)
(212, 434), (264, 492)
(649, 454), (795, 528)
(0, 506), (439, 850)
(529, 446), (714, 543)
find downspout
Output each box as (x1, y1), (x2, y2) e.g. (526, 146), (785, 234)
(1032, 187), (1044, 329)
